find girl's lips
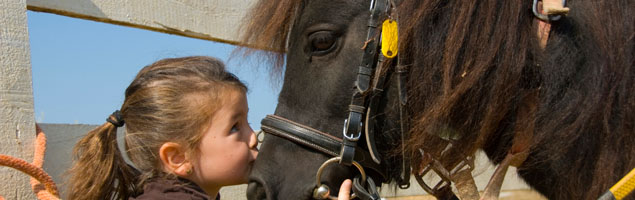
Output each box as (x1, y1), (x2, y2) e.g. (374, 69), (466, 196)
(250, 148), (259, 162)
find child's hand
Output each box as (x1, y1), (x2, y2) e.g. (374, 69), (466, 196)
(337, 179), (353, 200)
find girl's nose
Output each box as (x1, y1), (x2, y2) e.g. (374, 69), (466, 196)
(248, 129), (258, 150)
(249, 130), (259, 158)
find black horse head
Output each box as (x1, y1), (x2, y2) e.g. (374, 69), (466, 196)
(243, 0), (407, 199)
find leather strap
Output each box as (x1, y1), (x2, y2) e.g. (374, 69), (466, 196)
(355, 0), (386, 93)
(262, 115), (341, 156)
(341, 0), (387, 166)
(261, 115), (386, 180)
(341, 104), (364, 166)
(396, 63), (412, 188)
(365, 54), (391, 164)
(353, 176), (380, 200)
(480, 90), (538, 200)
(452, 167), (480, 200)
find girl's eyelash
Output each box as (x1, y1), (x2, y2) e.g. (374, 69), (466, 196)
(230, 124), (240, 132)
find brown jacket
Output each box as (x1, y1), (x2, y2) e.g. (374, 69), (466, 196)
(129, 178), (219, 200)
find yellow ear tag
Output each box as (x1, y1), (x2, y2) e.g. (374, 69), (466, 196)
(381, 19), (398, 58)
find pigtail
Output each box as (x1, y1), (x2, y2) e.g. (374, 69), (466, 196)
(66, 112), (138, 200)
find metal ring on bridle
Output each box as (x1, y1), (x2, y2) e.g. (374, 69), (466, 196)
(256, 130), (265, 144)
(532, 0), (566, 21)
(314, 157), (367, 199)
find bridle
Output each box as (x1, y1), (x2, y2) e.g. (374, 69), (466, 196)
(259, 0), (570, 199)
(260, 0), (407, 199)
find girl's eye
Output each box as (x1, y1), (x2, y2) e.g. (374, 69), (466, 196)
(230, 124), (239, 133)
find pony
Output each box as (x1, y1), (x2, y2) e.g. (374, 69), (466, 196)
(239, 0), (634, 199)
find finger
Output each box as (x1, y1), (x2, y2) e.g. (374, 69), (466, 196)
(338, 179), (352, 200)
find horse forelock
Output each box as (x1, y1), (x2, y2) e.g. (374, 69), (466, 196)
(237, 0), (304, 77)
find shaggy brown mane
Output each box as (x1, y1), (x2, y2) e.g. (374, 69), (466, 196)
(240, 0), (634, 199)
(398, 1), (633, 199)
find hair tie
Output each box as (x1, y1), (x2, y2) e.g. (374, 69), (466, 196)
(106, 110), (125, 127)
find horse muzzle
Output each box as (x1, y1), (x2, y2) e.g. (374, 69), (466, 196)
(247, 177), (271, 200)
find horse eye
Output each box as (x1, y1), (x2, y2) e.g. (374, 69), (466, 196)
(308, 31), (336, 54)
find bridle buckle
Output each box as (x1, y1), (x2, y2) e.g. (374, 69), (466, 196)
(342, 119), (363, 141)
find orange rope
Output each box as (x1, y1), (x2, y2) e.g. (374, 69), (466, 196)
(0, 124), (60, 200)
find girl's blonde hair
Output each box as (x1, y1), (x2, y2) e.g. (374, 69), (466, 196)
(66, 56), (247, 200)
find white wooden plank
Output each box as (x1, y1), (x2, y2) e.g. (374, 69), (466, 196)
(27, 0), (255, 45)
(0, 0), (37, 199)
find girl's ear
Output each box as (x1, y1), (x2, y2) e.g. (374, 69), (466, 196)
(159, 142), (192, 177)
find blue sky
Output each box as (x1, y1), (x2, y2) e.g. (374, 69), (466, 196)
(27, 11), (279, 130)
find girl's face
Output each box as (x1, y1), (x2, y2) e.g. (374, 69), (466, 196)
(191, 89), (259, 194)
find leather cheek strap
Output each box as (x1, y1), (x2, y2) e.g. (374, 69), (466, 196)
(353, 176), (380, 200)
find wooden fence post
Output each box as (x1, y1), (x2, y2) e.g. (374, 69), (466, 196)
(0, 0), (37, 199)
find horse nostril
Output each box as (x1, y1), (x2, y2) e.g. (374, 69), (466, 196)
(247, 180), (268, 200)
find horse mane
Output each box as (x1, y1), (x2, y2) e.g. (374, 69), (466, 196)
(400, 0), (633, 198)
(241, 0), (634, 199)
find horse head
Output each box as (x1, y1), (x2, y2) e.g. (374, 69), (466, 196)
(243, 0), (409, 199)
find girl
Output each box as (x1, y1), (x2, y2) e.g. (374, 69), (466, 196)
(66, 56), (258, 200)
(65, 56), (353, 200)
